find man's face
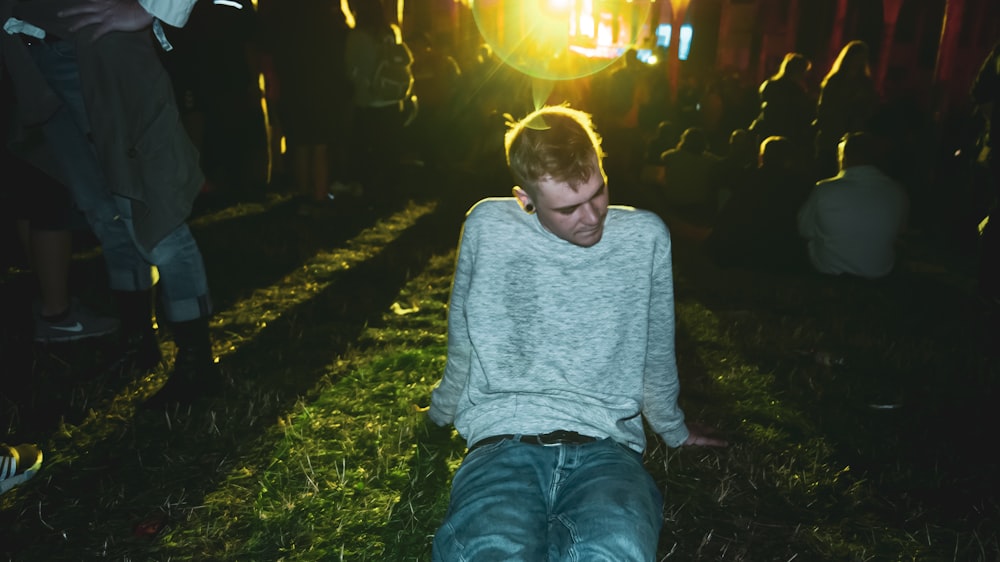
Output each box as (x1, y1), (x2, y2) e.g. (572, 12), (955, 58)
(530, 170), (609, 247)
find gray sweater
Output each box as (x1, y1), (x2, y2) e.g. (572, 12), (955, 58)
(429, 198), (690, 452)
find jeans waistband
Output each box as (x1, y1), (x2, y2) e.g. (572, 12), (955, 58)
(468, 430), (599, 453)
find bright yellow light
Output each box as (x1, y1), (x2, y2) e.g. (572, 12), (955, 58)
(578, 0), (594, 38)
(980, 215), (991, 236)
(257, 72), (272, 184)
(341, 0), (355, 29)
(597, 12), (613, 47)
(280, 135), (287, 155)
(472, 1), (654, 81)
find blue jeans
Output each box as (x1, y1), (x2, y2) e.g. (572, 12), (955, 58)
(433, 438), (663, 561)
(29, 39), (210, 322)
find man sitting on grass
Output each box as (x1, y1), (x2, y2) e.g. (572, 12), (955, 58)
(428, 105), (727, 560)
(797, 131), (909, 279)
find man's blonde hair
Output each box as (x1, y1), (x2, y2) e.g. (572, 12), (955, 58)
(504, 105), (606, 197)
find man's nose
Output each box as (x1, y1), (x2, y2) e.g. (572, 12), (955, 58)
(580, 202), (600, 224)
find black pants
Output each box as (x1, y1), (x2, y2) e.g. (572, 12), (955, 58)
(347, 103), (404, 193)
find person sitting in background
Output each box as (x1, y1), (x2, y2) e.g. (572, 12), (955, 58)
(658, 126), (722, 226)
(636, 120), (680, 210)
(644, 120), (681, 166)
(709, 135), (813, 270)
(715, 128), (759, 208)
(797, 132), (908, 279)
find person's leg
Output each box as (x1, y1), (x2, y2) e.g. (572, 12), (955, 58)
(10, 150), (122, 339)
(291, 143), (311, 197)
(30, 40), (155, 295)
(433, 439), (551, 561)
(311, 144), (329, 202)
(113, 196), (217, 391)
(549, 439), (663, 561)
(119, 207), (211, 324)
(25, 227), (71, 317)
(14, 220), (70, 318)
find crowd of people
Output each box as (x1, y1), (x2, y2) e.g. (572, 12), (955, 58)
(2, 8), (998, 560)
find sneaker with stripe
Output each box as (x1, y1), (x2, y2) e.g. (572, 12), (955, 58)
(0, 443), (43, 495)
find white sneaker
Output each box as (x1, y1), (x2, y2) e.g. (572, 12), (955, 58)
(0, 443), (43, 495)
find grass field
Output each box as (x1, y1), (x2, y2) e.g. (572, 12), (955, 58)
(2, 173), (998, 560)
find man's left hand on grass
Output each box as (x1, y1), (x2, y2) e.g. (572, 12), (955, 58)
(683, 421), (729, 447)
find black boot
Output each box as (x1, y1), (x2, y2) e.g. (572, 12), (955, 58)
(147, 316), (221, 406)
(171, 316), (219, 380)
(114, 289), (162, 374)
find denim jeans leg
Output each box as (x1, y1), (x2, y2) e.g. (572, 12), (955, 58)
(433, 438), (663, 562)
(433, 439), (551, 561)
(31, 40), (153, 292)
(549, 439), (663, 561)
(148, 224), (211, 322)
(113, 196), (211, 323)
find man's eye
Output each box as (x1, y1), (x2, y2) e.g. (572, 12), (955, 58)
(559, 209), (575, 215)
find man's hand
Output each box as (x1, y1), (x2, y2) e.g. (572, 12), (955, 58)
(58, 0), (154, 42)
(683, 422), (729, 447)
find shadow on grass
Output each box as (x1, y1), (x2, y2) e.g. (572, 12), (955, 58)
(0, 195), (466, 560)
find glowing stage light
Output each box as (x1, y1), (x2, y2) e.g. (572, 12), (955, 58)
(471, 0), (657, 82)
(678, 23), (693, 60)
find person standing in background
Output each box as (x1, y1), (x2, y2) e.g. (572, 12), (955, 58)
(1, 0), (220, 405)
(814, 41), (879, 178)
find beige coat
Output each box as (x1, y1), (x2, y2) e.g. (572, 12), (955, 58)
(1, 0), (202, 250)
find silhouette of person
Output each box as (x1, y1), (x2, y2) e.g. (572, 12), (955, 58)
(751, 52), (814, 145)
(657, 127), (722, 226)
(814, 41), (879, 177)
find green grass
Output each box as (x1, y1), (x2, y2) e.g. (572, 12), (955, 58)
(2, 191), (997, 560)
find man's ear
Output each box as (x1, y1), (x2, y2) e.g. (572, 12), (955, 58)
(512, 186), (534, 213)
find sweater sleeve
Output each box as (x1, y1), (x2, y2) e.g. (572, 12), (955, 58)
(641, 227), (689, 447)
(428, 217), (476, 427)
